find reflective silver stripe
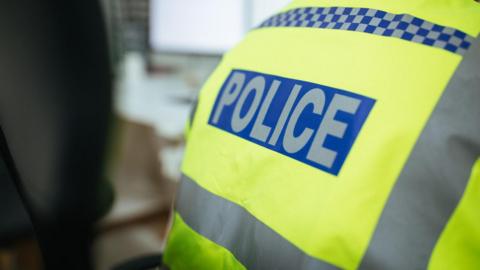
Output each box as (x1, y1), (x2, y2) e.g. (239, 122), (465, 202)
(360, 37), (480, 269)
(176, 174), (340, 270)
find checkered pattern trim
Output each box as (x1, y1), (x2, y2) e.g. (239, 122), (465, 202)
(258, 7), (475, 55)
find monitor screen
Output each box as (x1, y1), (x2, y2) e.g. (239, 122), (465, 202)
(150, 0), (248, 54)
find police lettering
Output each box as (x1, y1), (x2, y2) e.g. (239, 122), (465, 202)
(209, 70), (375, 175)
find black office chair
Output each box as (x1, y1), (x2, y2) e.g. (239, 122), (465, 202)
(0, 1), (167, 269)
(0, 0), (113, 269)
(0, 157), (34, 248)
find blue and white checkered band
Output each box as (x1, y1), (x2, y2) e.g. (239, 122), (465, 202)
(258, 7), (475, 55)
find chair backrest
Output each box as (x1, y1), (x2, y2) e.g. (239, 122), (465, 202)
(0, 1), (113, 269)
(0, 155), (33, 247)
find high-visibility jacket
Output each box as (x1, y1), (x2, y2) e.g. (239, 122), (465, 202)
(163, 0), (480, 269)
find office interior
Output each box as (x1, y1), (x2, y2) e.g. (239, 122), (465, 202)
(0, 1), (291, 269)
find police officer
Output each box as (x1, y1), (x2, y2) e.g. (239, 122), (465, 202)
(163, 0), (480, 269)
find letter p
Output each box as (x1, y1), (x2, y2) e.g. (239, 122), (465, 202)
(211, 71), (246, 124)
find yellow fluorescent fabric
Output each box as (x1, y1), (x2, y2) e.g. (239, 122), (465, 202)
(428, 159), (480, 270)
(182, 30), (462, 270)
(176, 1), (480, 269)
(164, 213), (246, 270)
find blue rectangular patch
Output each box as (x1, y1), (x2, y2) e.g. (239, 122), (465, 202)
(208, 69), (375, 176)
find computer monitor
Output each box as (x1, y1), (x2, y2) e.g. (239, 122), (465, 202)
(150, 0), (249, 55)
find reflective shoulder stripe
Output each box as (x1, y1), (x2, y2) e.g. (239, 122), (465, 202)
(175, 174), (340, 270)
(257, 7), (475, 55)
(359, 37), (480, 269)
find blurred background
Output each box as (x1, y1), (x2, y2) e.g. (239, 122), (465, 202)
(0, 1), (290, 270)
(95, 0), (289, 269)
